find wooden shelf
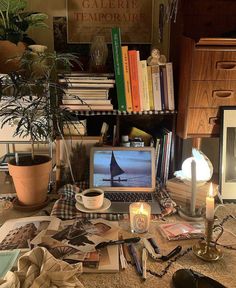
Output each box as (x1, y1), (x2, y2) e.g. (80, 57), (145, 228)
(71, 110), (177, 116)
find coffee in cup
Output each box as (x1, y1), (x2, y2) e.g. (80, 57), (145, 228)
(75, 188), (104, 210)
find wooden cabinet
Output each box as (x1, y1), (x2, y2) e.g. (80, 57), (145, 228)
(176, 36), (236, 139)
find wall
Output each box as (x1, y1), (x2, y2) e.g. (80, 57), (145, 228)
(26, 0), (66, 51)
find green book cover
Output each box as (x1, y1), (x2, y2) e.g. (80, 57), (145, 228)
(111, 27), (126, 112)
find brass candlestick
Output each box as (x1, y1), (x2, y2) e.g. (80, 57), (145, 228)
(192, 219), (223, 261)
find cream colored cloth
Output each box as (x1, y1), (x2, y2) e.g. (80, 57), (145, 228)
(0, 247), (84, 288)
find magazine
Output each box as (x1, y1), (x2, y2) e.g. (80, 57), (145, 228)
(158, 221), (205, 241)
(0, 216), (120, 273)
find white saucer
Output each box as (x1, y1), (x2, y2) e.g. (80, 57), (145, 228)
(75, 198), (111, 213)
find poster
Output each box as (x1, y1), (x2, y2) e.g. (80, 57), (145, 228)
(67, 0), (153, 43)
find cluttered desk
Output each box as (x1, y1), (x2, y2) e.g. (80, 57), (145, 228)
(0, 181), (235, 288)
(0, 147), (235, 287)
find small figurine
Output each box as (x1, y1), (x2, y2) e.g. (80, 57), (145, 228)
(147, 48), (167, 66)
(147, 48), (160, 66)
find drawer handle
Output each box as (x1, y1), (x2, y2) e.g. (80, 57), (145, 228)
(209, 117), (219, 125)
(212, 90), (234, 98)
(216, 61), (236, 70)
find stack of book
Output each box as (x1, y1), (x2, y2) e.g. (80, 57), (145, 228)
(59, 73), (115, 111)
(111, 27), (175, 112)
(166, 178), (218, 207)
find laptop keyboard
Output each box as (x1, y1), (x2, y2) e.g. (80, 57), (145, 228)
(104, 192), (153, 203)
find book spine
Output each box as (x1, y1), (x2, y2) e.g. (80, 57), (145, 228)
(161, 65), (169, 110)
(137, 51), (144, 111)
(166, 62), (175, 110)
(111, 27), (126, 112)
(128, 50), (141, 112)
(151, 65), (162, 111)
(121, 46), (133, 112)
(140, 60), (150, 111)
(159, 66), (166, 110)
(147, 66), (154, 110)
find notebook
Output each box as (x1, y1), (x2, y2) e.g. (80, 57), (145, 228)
(89, 147), (161, 214)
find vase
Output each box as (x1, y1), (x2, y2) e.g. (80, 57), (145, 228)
(90, 35), (108, 72)
(28, 44), (48, 79)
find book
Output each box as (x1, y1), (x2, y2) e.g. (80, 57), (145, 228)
(139, 60), (150, 111)
(62, 99), (111, 105)
(151, 65), (162, 111)
(61, 103), (114, 111)
(128, 50), (141, 112)
(121, 46), (132, 112)
(59, 78), (115, 84)
(159, 66), (166, 110)
(147, 65), (154, 110)
(165, 62), (175, 110)
(137, 51), (144, 111)
(111, 27), (126, 112)
(166, 178), (218, 207)
(65, 82), (115, 88)
(161, 65), (169, 110)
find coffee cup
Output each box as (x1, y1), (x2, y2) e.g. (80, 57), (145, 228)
(75, 188), (104, 210)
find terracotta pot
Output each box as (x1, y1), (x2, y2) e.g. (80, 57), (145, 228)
(0, 40), (26, 73)
(8, 155), (52, 205)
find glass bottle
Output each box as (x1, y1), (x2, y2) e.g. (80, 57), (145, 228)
(90, 35), (108, 72)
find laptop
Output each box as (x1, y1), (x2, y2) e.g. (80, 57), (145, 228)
(89, 147), (161, 214)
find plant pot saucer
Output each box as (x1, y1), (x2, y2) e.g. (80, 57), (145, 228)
(12, 196), (50, 212)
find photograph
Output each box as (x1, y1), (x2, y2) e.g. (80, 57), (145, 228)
(0, 216), (56, 251)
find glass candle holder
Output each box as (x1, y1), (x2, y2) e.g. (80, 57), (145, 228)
(129, 202), (151, 233)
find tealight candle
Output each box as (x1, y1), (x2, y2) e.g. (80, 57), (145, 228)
(129, 202), (151, 233)
(206, 182), (215, 220)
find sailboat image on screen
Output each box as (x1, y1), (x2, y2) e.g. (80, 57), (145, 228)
(103, 151), (127, 185)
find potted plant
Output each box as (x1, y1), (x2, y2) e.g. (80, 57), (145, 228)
(0, 0), (48, 73)
(0, 47), (81, 206)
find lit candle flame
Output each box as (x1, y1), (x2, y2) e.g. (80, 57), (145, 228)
(140, 203), (144, 214)
(208, 182), (214, 197)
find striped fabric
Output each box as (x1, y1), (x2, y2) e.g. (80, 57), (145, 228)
(2, 247), (84, 287)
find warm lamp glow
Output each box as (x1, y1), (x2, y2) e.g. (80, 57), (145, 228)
(174, 148), (213, 184)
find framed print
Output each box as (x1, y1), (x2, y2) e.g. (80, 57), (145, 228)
(219, 106), (236, 201)
(66, 0), (153, 43)
(56, 136), (101, 188)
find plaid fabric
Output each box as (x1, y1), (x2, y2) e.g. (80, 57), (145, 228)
(50, 183), (176, 221)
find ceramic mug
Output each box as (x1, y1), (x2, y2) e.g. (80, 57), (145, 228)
(75, 188), (104, 210)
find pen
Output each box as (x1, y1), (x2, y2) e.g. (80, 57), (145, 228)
(148, 237), (161, 254)
(119, 244), (127, 269)
(95, 237), (141, 250)
(142, 248), (148, 280)
(128, 244), (142, 275)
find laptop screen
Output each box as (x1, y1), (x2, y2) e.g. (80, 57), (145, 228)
(89, 147), (156, 192)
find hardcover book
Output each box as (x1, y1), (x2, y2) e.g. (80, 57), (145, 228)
(111, 27), (126, 112)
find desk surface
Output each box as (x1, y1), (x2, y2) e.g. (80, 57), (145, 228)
(0, 200), (235, 287)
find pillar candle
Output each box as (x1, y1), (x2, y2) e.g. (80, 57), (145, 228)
(190, 158), (197, 216)
(129, 202), (151, 233)
(206, 182), (215, 220)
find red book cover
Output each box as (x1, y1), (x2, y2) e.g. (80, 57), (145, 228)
(128, 50), (141, 111)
